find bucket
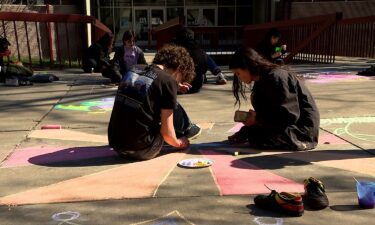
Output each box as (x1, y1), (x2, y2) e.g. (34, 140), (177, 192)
(356, 180), (375, 209)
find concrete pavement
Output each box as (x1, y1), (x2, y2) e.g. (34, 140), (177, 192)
(0, 58), (374, 225)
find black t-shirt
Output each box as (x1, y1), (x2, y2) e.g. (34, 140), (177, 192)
(108, 65), (177, 150)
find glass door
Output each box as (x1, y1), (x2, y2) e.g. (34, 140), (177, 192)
(134, 8), (165, 47)
(186, 7), (216, 26)
(134, 8), (149, 45)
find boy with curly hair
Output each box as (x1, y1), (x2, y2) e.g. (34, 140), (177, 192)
(108, 44), (201, 160)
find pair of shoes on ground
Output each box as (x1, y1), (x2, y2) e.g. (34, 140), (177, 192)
(184, 124), (202, 140)
(254, 177), (329, 217)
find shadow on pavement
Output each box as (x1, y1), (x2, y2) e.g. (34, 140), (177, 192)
(28, 145), (129, 167)
(330, 204), (364, 211)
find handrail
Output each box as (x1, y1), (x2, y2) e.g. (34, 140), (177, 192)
(0, 11), (111, 34)
(0, 11), (111, 67)
(243, 13), (342, 64)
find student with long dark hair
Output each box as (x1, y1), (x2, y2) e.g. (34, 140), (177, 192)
(228, 46), (319, 150)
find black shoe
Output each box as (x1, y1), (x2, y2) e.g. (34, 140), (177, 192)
(303, 177), (329, 210)
(254, 190), (304, 217)
(184, 124), (202, 140)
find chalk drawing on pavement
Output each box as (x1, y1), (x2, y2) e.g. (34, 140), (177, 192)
(254, 217), (283, 225)
(130, 210), (195, 225)
(51, 211), (81, 225)
(55, 97), (114, 114)
(321, 116), (375, 142)
(304, 73), (372, 84)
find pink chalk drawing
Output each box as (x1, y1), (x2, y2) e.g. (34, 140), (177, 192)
(228, 123), (244, 133)
(200, 150), (304, 195)
(1, 146), (117, 168)
(318, 133), (348, 145)
(306, 73), (372, 84)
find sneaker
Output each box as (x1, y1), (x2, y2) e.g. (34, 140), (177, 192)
(303, 177), (329, 210)
(215, 72), (227, 85)
(254, 190), (304, 217)
(184, 124), (202, 140)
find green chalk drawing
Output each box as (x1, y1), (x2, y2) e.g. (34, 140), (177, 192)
(55, 97), (114, 113)
(321, 117), (375, 142)
(320, 117), (375, 125)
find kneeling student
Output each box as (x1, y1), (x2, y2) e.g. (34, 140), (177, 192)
(108, 44), (201, 160)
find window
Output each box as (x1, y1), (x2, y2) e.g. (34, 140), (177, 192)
(185, 0), (217, 6)
(218, 0), (233, 6)
(166, 0), (184, 6)
(218, 7), (235, 26)
(236, 6), (252, 25)
(167, 8), (184, 20)
(134, 0), (166, 6)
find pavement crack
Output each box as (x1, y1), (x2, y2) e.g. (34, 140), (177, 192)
(1, 85), (73, 164)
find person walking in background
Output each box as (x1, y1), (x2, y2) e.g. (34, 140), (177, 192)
(257, 28), (287, 64)
(228, 46), (319, 151)
(108, 44), (201, 161)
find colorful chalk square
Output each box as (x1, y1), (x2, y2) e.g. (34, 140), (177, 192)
(178, 158), (214, 168)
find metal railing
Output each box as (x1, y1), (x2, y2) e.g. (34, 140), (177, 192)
(244, 13), (341, 64)
(0, 10), (111, 67)
(336, 16), (375, 58)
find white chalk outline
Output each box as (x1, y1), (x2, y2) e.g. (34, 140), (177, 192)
(51, 211), (81, 225)
(253, 217), (283, 225)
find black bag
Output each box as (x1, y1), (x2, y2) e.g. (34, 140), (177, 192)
(0, 36), (11, 53)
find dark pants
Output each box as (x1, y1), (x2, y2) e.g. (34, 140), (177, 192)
(114, 103), (192, 160)
(82, 58), (97, 73)
(102, 66), (122, 83)
(187, 73), (204, 94)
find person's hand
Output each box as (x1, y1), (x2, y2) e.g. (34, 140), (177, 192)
(176, 137), (190, 149)
(272, 52), (282, 58)
(178, 82), (192, 94)
(281, 44), (287, 51)
(243, 110), (256, 126)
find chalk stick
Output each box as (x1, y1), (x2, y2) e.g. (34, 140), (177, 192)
(226, 150), (240, 156)
(41, 124), (62, 130)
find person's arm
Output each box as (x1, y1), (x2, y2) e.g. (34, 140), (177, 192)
(160, 109), (189, 149)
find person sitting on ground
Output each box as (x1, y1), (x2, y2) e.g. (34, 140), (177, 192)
(82, 32), (114, 73)
(257, 28), (287, 64)
(108, 44), (202, 161)
(228, 46), (320, 151)
(112, 29), (147, 76)
(174, 27), (227, 94)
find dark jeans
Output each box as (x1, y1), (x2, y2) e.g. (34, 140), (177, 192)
(115, 102), (192, 160)
(207, 55), (221, 75)
(187, 73), (204, 94)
